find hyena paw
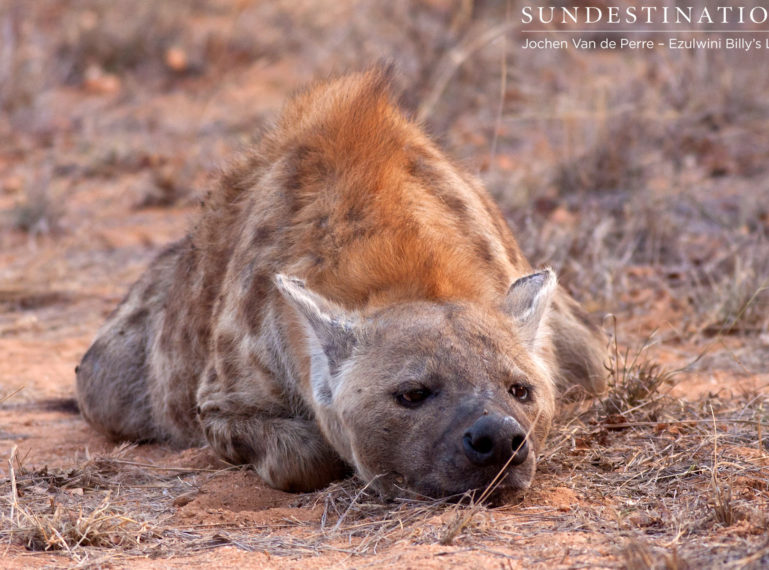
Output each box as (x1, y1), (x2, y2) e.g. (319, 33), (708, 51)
(197, 404), (349, 491)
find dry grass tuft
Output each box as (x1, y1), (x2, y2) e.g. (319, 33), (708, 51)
(2, 446), (153, 558)
(689, 246), (769, 337)
(0, 444), (198, 561)
(9, 492), (148, 553)
(602, 330), (678, 418)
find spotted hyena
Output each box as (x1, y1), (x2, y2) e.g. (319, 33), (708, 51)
(76, 68), (607, 498)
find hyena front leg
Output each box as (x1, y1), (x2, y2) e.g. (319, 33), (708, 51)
(196, 368), (349, 491)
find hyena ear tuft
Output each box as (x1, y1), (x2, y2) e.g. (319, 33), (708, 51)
(274, 274), (359, 403)
(503, 268), (557, 347)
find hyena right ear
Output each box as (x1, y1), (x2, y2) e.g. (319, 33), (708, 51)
(274, 274), (360, 406)
(503, 268), (556, 348)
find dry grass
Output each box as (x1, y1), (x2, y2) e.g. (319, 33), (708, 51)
(3, 445), (150, 560)
(687, 245), (769, 337)
(9, 491), (149, 553)
(601, 328), (679, 418)
(1, 443), (208, 562)
(535, 351), (769, 567)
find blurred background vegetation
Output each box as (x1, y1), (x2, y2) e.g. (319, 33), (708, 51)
(1, 0), (767, 349)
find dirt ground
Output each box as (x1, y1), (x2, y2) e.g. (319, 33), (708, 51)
(1, 1), (768, 568)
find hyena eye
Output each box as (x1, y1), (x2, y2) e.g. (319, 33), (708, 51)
(395, 387), (433, 408)
(509, 384), (531, 402)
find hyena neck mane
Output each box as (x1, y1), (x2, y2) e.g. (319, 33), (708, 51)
(196, 68), (529, 314)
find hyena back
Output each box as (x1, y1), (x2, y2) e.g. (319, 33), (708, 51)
(77, 69), (607, 497)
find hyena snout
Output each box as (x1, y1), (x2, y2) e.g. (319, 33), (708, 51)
(462, 414), (529, 468)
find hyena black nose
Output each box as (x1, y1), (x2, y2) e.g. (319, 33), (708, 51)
(463, 414), (529, 467)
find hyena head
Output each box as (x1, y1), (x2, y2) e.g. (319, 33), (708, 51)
(275, 269), (557, 499)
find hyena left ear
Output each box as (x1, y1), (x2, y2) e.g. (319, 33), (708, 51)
(274, 274), (359, 405)
(503, 268), (556, 348)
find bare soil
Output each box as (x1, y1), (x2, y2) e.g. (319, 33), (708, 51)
(2, 1), (768, 568)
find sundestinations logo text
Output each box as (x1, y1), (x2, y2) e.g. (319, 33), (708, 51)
(519, 3), (769, 52)
(521, 5), (769, 25)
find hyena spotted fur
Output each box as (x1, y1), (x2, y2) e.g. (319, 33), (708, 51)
(77, 68), (608, 497)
